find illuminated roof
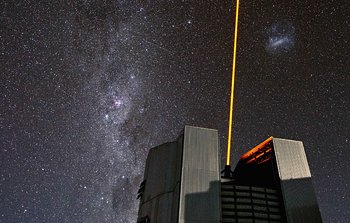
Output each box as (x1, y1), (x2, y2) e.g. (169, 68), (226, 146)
(240, 136), (274, 165)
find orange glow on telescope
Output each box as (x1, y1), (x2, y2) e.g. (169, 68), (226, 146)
(241, 136), (273, 160)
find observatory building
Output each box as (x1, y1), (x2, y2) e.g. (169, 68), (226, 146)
(137, 126), (322, 223)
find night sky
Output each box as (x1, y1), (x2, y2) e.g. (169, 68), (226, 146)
(1, 1), (349, 222)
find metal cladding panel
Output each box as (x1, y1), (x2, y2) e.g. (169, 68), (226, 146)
(138, 141), (182, 223)
(273, 138), (311, 180)
(281, 179), (322, 223)
(178, 126), (221, 223)
(142, 142), (181, 202)
(273, 138), (322, 223)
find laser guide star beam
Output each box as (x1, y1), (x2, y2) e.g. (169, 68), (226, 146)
(223, 0), (240, 178)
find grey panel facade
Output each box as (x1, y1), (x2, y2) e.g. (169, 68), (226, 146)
(137, 126), (221, 223)
(273, 138), (322, 223)
(137, 141), (182, 223)
(179, 126), (221, 223)
(273, 138), (311, 180)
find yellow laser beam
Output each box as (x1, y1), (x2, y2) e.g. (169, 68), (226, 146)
(226, 0), (240, 166)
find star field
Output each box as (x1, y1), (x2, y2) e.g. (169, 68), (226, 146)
(1, 1), (349, 222)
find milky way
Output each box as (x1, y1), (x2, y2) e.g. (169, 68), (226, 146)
(1, 1), (349, 223)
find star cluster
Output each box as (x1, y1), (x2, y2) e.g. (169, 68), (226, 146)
(1, 1), (349, 222)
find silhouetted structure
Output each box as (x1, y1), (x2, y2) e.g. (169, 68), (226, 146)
(222, 136), (322, 223)
(137, 126), (322, 223)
